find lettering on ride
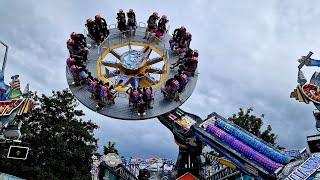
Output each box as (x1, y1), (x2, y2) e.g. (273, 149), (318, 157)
(206, 167), (239, 180)
(285, 153), (320, 180)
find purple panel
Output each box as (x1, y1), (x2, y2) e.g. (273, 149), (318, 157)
(214, 119), (292, 164)
(205, 124), (282, 172)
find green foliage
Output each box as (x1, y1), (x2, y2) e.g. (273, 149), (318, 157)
(0, 90), (99, 180)
(103, 141), (119, 155)
(228, 107), (278, 145)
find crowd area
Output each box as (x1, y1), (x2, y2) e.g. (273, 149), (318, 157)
(66, 10), (199, 116)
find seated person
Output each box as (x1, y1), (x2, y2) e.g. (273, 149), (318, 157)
(178, 64), (187, 72)
(164, 77), (174, 87)
(170, 26), (186, 50)
(144, 12), (159, 39)
(126, 87), (141, 107)
(78, 67), (88, 81)
(71, 32), (87, 48)
(162, 78), (181, 101)
(173, 44), (185, 55)
(192, 49), (199, 60)
(104, 83), (117, 104)
(70, 65), (86, 85)
(79, 48), (89, 62)
(176, 72), (189, 92)
(174, 33), (192, 54)
(184, 57), (198, 76)
(142, 87), (153, 109)
(87, 72), (94, 82)
(155, 15), (169, 38)
(95, 81), (104, 108)
(87, 78), (97, 93)
(67, 39), (79, 55)
(85, 19), (100, 44)
(70, 65), (79, 75)
(95, 15), (109, 38)
(100, 82), (111, 104)
(184, 48), (194, 60)
(127, 9), (137, 36)
(66, 57), (76, 68)
(162, 85), (173, 96)
(117, 9), (127, 33)
(137, 101), (146, 116)
(171, 79), (180, 93)
(171, 48), (193, 69)
(184, 32), (192, 49)
(71, 48), (88, 65)
(100, 83), (109, 97)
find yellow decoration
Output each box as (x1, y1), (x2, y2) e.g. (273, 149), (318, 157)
(97, 42), (169, 92)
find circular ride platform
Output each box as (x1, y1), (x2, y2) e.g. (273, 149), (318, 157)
(66, 26), (198, 120)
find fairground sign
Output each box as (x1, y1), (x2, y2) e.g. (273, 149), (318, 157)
(285, 153), (320, 180)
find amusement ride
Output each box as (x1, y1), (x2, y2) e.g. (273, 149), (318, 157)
(64, 11), (320, 179)
(1, 10), (320, 180)
(0, 41), (33, 160)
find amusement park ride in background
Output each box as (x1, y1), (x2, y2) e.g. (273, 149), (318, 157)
(0, 41), (33, 160)
(65, 12), (320, 180)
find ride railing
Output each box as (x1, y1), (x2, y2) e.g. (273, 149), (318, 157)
(98, 28), (168, 58)
(83, 20), (171, 59)
(84, 21), (170, 67)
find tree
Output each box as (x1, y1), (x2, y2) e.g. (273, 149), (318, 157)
(0, 90), (99, 180)
(103, 141), (119, 155)
(228, 107), (277, 145)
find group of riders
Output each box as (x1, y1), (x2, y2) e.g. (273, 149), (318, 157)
(161, 26), (199, 102)
(66, 11), (198, 115)
(126, 86), (154, 116)
(116, 10), (169, 40)
(116, 9), (137, 37)
(67, 16), (118, 109)
(144, 12), (169, 40)
(66, 32), (88, 85)
(86, 15), (110, 45)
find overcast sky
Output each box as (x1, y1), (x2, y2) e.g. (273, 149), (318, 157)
(1, 0), (320, 160)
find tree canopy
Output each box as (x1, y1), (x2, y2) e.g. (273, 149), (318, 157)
(228, 107), (278, 145)
(0, 90), (99, 180)
(103, 141), (119, 155)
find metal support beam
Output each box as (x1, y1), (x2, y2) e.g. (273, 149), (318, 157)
(0, 40), (8, 73)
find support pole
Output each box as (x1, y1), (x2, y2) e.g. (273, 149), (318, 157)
(174, 136), (202, 178)
(0, 40), (8, 73)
